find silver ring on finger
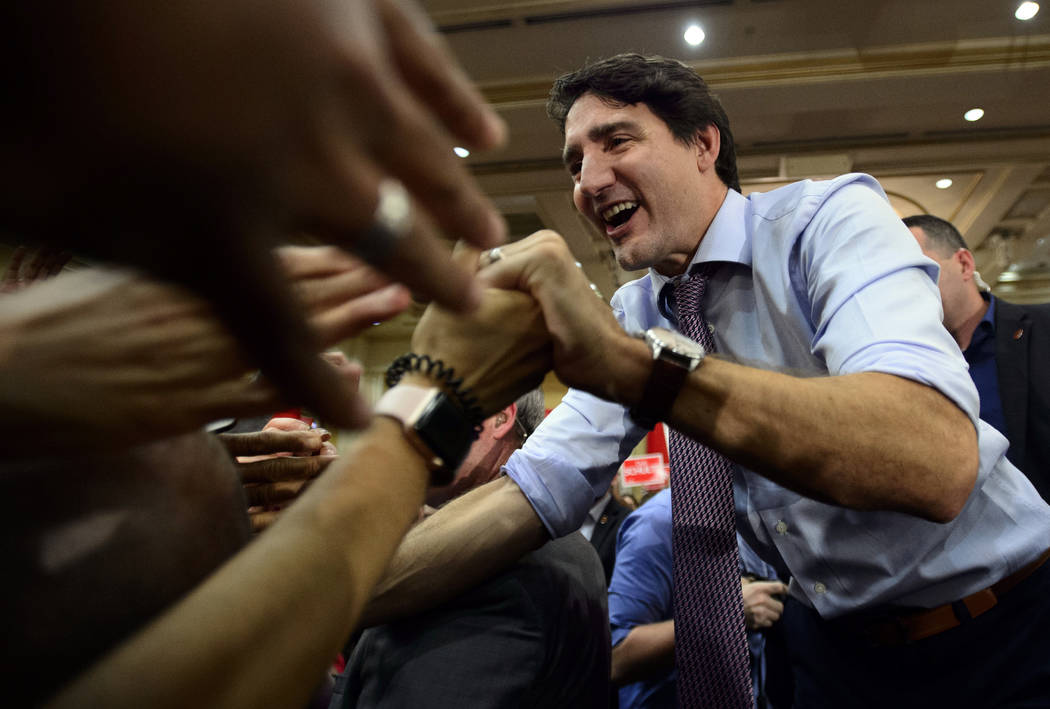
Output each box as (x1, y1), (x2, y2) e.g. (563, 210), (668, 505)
(354, 179), (413, 267)
(482, 246), (504, 267)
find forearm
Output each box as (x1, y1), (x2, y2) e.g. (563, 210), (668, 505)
(610, 336), (978, 521)
(47, 417), (427, 709)
(361, 475), (549, 626)
(611, 620), (675, 686)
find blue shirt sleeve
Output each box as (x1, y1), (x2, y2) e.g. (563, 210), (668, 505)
(796, 180), (979, 426)
(504, 389), (647, 537)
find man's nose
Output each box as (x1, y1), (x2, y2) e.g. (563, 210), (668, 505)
(578, 154), (615, 197)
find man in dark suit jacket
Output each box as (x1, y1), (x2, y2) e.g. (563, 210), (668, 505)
(584, 491), (632, 585)
(331, 390), (610, 709)
(906, 215), (1050, 499)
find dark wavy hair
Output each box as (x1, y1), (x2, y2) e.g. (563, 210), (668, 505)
(547, 53), (739, 192)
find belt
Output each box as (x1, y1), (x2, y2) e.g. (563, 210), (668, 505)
(860, 546), (1050, 647)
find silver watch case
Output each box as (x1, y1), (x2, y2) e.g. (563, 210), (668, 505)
(643, 326), (705, 371)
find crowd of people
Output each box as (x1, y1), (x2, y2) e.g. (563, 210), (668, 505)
(4, 2), (1049, 707)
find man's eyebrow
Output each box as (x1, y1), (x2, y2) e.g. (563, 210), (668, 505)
(562, 120), (641, 166)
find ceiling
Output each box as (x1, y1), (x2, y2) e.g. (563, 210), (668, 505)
(425, 0), (1050, 305)
(368, 0), (1050, 343)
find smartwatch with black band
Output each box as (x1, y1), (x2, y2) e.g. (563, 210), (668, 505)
(374, 384), (474, 486)
(628, 326), (706, 429)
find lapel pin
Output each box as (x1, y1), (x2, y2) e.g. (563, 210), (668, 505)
(1013, 328), (1024, 340)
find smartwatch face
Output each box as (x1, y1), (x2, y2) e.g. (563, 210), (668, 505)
(415, 395), (473, 472)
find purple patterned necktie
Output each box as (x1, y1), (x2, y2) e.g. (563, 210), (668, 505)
(669, 268), (752, 708)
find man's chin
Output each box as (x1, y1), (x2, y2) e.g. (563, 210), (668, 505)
(613, 245), (652, 273)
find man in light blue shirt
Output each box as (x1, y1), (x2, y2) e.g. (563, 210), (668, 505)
(379, 54), (1050, 707)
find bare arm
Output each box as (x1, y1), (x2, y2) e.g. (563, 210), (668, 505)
(607, 337), (977, 522)
(48, 418), (428, 709)
(611, 620), (675, 686)
(362, 475), (548, 626)
(480, 231), (979, 523)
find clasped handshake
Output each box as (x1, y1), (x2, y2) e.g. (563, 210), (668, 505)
(0, 231), (625, 458)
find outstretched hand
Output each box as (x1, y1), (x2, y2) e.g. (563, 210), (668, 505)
(4, 0), (506, 429)
(220, 418), (338, 534)
(0, 247), (404, 455)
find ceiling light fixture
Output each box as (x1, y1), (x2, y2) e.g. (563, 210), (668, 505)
(453, 147), (470, 158)
(964, 108), (985, 122)
(936, 178), (953, 189)
(1016, 2), (1040, 20)
(684, 24), (705, 46)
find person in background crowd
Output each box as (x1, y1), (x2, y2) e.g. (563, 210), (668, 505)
(580, 483), (632, 585)
(333, 389), (610, 709)
(905, 214), (1050, 500)
(608, 488), (790, 708)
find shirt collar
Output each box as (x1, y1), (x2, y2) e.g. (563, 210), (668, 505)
(588, 492), (610, 522)
(981, 292), (996, 327)
(652, 188), (751, 319)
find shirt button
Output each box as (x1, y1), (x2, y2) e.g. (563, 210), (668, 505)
(775, 520), (788, 535)
(814, 582), (827, 594)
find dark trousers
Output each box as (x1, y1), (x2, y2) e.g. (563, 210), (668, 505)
(781, 560), (1050, 708)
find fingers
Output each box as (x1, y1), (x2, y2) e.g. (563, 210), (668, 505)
(44, 249), (72, 277)
(476, 230), (575, 293)
(311, 282), (412, 345)
(219, 429), (330, 458)
(279, 245), (393, 311)
(262, 417), (313, 432)
(365, 84), (506, 252)
(180, 232), (372, 431)
(238, 453), (336, 485)
(378, 0), (506, 151)
(244, 479), (311, 507)
(741, 580), (787, 629)
(1, 246), (27, 292)
(296, 140), (483, 314)
(249, 509), (280, 534)
(320, 351), (363, 399)
(750, 580), (789, 596)
(275, 245), (369, 280)
(0, 246), (68, 293)
(364, 0), (506, 252)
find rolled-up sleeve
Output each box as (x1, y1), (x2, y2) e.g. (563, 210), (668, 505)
(505, 390), (646, 538)
(797, 180), (979, 426)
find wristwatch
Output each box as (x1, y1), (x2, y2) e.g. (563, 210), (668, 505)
(374, 384), (474, 486)
(628, 326), (706, 429)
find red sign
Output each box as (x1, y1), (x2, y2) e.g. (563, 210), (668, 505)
(620, 453), (668, 490)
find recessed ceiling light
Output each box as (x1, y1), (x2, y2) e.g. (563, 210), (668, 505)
(1016, 2), (1040, 20)
(936, 178), (953, 189)
(964, 108), (985, 122)
(453, 146), (470, 158)
(684, 24), (706, 46)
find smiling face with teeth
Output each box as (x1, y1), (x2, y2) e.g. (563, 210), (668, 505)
(562, 93), (729, 276)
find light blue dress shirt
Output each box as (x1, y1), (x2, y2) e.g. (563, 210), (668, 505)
(505, 174), (1050, 618)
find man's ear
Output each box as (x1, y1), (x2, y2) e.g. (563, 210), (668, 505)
(954, 248), (977, 282)
(491, 403), (518, 440)
(694, 124), (721, 173)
